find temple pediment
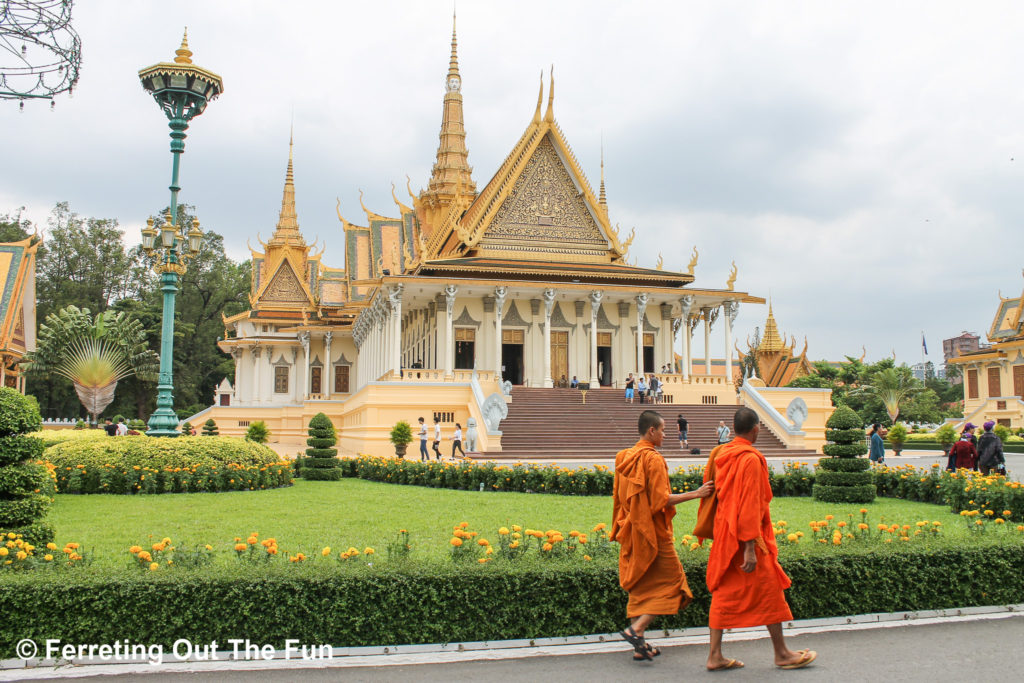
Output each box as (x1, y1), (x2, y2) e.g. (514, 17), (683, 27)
(260, 261), (310, 305)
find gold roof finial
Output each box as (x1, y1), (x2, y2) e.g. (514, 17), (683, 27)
(599, 137), (607, 207)
(533, 70), (544, 123)
(759, 298), (785, 352)
(174, 27), (192, 65)
(544, 64), (555, 122)
(726, 260), (737, 291)
(448, 9), (460, 79)
(270, 130), (303, 244)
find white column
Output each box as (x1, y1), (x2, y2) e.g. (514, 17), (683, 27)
(589, 290), (602, 387)
(388, 285), (403, 376)
(323, 332), (333, 394)
(542, 288), (556, 387)
(299, 333), (310, 398)
(703, 307), (712, 376)
(679, 295), (692, 382)
(724, 300), (738, 384)
(444, 284), (457, 377)
(494, 287), (507, 377)
(636, 293), (648, 375)
(659, 303), (672, 372)
(252, 347), (262, 403)
(231, 349), (243, 404)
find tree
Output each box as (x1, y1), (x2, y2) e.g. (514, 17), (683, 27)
(27, 306), (158, 425)
(855, 367), (920, 424)
(813, 405), (875, 504)
(245, 421), (270, 443)
(303, 413), (341, 481)
(0, 388), (54, 546)
(202, 418), (219, 436)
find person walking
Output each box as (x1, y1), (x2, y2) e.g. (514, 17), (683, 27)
(977, 421), (1005, 475)
(949, 431), (979, 471)
(637, 376), (648, 404)
(868, 423), (885, 465)
(648, 374), (660, 404)
(677, 413), (688, 450)
(452, 423), (466, 459)
(717, 420), (731, 445)
(700, 407), (817, 671)
(625, 373), (636, 404)
(612, 410), (714, 662)
(417, 417), (429, 462)
(432, 416), (443, 461)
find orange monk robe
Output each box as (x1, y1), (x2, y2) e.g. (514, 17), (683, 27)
(611, 439), (693, 618)
(704, 437), (792, 629)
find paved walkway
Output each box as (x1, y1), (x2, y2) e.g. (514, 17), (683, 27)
(12, 610), (1023, 681)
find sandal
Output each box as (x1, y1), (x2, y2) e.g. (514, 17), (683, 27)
(778, 650), (817, 670)
(632, 643), (660, 660)
(707, 659), (744, 671)
(620, 627), (651, 661)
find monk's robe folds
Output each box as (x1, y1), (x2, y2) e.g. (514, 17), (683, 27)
(704, 437), (792, 629)
(612, 439), (692, 617)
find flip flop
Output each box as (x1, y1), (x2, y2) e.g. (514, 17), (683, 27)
(707, 659), (744, 671)
(778, 650), (817, 670)
(620, 627), (651, 660)
(632, 643), (661, 660)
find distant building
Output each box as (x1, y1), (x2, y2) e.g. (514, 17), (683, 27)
(934, 364), (946, 380)
(911, 361), (935, 382)
(943, 331), (982, 384)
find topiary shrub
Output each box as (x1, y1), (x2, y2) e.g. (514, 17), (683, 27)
(202, 419), (219, 436)
(887, 422), (908, 455)
(245, 421), (269, 444)
(0, 388), (54, 545)
(128, 419), (147, 433)
(302, 413), (340, 481)
(814, 405), (875, 503)
(390, 420), (413, 458)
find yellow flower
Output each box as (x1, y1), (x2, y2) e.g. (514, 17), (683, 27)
(542, 542), (553, 552)
(15, 551), (27, 560)
(995, 518), (1006, 524)
(509, 540), (520, 549)
(837, 521), (847, 528)
(1003, 510), (1012, 517)
(858, 523), (869, 531)
(364, 547), (374, 555)
(44, 554), (53, 561)
(149, 562), (159, 571)
(347, 547), (359, 555)
(477, 538), (489, 547)
(690, 542), (700, 550)
(322, 547), (332, 557)
(933, 521), (942, 526)
(205, 544), (213, 551)
(825, 515), (834, 521)
(485, 547), (493, 555)
(583, 555), (592, 561)
(247, 536), (258, 545)
(859, 508), (868, 514)
(787, 533), (798, 542)
(512, 532), (521, 540)
(162, 537), (171, 545)
(477, 557), (489, 564)
(512, 525), (522, 532)
(569, 530), (580, 538)
(450, 537), (463, 547)
(984, 510), (994, 516)
(593, 523), (607, 532)
(234, 543), (247, 552)
(459, 522), (469, 529)
(498, 527), (510, 535)
(916, 521), (927, 527)
(976, 520), (984, 526)
(46, 542), (57, 550)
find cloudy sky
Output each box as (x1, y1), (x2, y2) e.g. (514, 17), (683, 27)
(2, 0), (1022, 366)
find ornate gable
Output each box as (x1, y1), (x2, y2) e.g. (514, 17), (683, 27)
(476, 135), (608, 258)
(260, 261), (310, 305)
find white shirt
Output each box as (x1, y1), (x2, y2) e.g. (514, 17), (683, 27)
(434, 423), (441, 440)
(115, 422), (128, 436)
(454, 428), (462, 441)
(419, 423), (427, 440)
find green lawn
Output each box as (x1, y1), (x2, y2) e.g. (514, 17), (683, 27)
(41, 479), (989, 571)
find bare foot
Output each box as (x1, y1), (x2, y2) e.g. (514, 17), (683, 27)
(707, 656), (744, 671)
(775, 649), (815, 668)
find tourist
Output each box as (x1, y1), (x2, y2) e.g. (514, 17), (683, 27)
(637, 376), (647, 404)
(647, 374), (658, 404)
(677, 413), (688, 450)
(418, 417), (429, 462)
(948, 431), (979, 471)
(962, 422), (978, 446)
(625, 373), (635, 404)
(977, 421), (1005, 475)
(432, 416), (443, 461)
(868, 423), (885, 464)
(115, 418), (128, 436)
(701, 407), (816, 671)
(716, 420), (730, 445)
(611, 410), (714, 662)
(653, 374), (663, 404)
(570, 375), (579, 389)
(452, 422), (466, 459)
(103, 418), (117, 437)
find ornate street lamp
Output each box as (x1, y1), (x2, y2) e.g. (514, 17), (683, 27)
(138, 30), (223, 436)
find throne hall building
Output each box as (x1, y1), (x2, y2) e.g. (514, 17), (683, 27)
(199, 21), (787, 456)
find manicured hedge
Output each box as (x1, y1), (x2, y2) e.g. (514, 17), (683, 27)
(2, 544), (1022, 658)
(44, 436), (292, 494)
(812, 484), (879, 504)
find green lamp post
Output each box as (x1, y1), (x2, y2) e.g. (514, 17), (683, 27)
(138, 30), (224, 436)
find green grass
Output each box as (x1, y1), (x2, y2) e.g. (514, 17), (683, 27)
(37, 479), (1002, 573)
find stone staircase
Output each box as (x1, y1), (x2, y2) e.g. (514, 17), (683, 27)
(481, 387), (817, 460)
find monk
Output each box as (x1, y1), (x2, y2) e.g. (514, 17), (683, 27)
(702, 406), (816, 671)
(611, 410), (714, 661)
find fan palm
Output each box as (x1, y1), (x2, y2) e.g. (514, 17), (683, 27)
(27, 305), (158, 424)
(855, 367), (919, 424)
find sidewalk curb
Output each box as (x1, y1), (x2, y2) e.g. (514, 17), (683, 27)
(2, 603), (1022, 678)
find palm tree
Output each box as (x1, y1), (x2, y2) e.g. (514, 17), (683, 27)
(27, 305), (158, 424)
(856, 367), (919, 423)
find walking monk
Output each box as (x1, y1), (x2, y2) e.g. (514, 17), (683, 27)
(701, 406), (816, 671)
(612, 410), (714, 661)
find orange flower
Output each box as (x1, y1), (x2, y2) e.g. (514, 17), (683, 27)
(450, 537), (463, 547)
(234, 543), (247, 552)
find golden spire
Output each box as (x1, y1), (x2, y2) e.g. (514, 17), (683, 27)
(759, 299), (785, 352)
(598, 139), (607, 208)
(423, 11), (476, 223)
(174, 28), (192, 64)
(544, 65), (555, 122)
(270, 129), (304, 246)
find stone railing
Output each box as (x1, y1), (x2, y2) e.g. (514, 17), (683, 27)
(380, 369), (498, 384)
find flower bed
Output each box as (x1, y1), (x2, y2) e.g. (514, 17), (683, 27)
(339, 456), (816, 497)
(43, 436), (292, 494)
